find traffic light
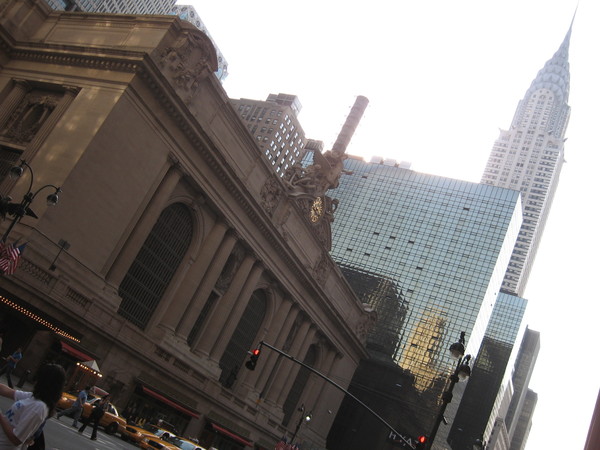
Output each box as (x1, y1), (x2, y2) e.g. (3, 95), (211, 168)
(245, 348), (261, 370)
(414, 435), (428, 449)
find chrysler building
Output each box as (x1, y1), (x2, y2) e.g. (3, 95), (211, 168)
(481, 23), (572, 296)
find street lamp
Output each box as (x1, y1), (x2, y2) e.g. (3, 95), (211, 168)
(0, 160), (61, 242)
(473, 437), (487, 449)
(426, 332), (472, 450)
(290, 404), (312, 445)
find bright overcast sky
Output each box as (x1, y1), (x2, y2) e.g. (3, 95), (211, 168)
(185, 1), (598, 448)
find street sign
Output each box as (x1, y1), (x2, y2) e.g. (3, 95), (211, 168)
(388, 430), (415, 448)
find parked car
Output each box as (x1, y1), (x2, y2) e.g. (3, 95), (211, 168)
(56, 392), (126, 434)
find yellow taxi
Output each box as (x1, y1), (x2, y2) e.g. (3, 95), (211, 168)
(120, 423), (154, 445)
(139, 434), (179, 450)
(151, 429), (207, 450)
(167, 436), (207, 450)
(56, 392), (126, 434)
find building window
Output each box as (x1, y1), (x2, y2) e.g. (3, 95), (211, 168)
(118, 202), (193, 329)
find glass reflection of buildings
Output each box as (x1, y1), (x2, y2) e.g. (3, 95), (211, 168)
(323, 156), (523, 449)
(447, 293), (528, 449)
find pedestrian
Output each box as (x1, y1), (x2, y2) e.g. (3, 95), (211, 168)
(0, 363), (66, 449)
(78, 394), (110, 441)
(56, 385), (90, 427)
(0, 347), (22, 388)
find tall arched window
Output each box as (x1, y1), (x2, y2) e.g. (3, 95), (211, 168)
(219, 289), (267, 388)
(118, 202), (193, 329)
(282, 345), (317, 426)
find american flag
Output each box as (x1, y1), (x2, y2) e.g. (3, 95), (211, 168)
(0, 241), (26, 275)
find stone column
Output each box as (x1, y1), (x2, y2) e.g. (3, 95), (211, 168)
(276, 327), (317, 405)
(208, 262), (264, 360)
(160, 221), (229, 332)
(181, 232), (238, 343)
(303, 346), (338, 413)
(264, 319), (311, 405)
(193, 253), (256, 357)
(310, 352), (342, 436)
(105, 164), (181, 285)
(243, 300), (295, 391)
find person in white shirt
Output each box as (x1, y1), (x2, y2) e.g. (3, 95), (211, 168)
(0, 363), (66, 449)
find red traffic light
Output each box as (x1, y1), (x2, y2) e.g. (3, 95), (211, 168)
(415, 435), (428, 449)
(245, 348), (261, 370)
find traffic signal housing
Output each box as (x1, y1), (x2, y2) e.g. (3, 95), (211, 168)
(245, 348), (261, 370)
(415, 435), (428, 449)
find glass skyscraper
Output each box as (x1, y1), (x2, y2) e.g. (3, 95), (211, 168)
(330, 157), (522, 375)
(324, 156), (522, 448)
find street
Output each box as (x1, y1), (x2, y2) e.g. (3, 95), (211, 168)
(0, 394), (139, 450)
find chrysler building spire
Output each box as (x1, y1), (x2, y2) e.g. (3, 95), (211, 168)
(526, 22), (572, 105)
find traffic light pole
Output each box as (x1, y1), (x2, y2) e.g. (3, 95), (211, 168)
(257, 341), (415, 449)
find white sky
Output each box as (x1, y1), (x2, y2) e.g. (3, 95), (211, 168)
(186, 1), (599, 448)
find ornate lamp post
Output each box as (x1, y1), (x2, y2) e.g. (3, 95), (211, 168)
(290, 404), (312, 445)
(0, 160), (61, 242)
(426, 332), (472, 450)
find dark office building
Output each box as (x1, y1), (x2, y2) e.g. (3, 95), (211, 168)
(504, 329), (540, 448)
(447, 294), (527, 449)
(510, 389), (537, 450)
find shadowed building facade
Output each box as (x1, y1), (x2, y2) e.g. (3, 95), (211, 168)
(0, 2), (371, 448)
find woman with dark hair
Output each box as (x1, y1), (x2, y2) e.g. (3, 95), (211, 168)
(0, 363), (66, 449)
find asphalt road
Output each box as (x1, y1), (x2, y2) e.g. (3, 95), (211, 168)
(0, 393), (139, 450)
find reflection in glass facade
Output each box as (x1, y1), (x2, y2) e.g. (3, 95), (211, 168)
(330, 157), (522, 384)
(322, 156), (523, 447)
(447, 293), (528, 449)
(339, 265), (407, 361)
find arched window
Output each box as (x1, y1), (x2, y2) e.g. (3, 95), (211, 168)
(219, 289), (267, 388)
(282, 345), (317, 426)
(118, 203), (193, 329)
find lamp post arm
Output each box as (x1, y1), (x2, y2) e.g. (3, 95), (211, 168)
(1, 182), (60, 243)
(30, 184), (61, 201)
(20, 160), (34, 199)
(259, 341), (415, 449)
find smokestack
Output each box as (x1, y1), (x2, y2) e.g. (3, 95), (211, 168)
(331, 95), (369, 154)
